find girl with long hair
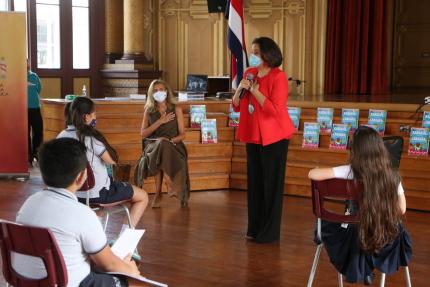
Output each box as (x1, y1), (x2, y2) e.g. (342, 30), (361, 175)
(135, 79), (190, 208)
(57, 97), (148, 228)
(308, 126), (412, 284)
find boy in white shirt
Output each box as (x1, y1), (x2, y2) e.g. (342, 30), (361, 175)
(13, 138), (140, 287)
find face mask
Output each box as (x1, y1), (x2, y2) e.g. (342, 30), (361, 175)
(153, 91), (167, 103)
(249, 54), (262, 67)
(89, 118), (97, 128)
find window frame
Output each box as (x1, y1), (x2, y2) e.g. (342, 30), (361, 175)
(25, 0), (104, 97)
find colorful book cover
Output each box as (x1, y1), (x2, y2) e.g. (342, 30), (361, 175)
(368, 109), (387, 135)
(329, 124), (350, 150)
(408, 127), (429, 156)
(201, 119), (218, 144)
(302, 122), (320, 148)
(229, 104), (240, 127)
(288, 107), (301, 130)
(423, 111), (430, 129)
(341, 108), (360, 132)
(190, 105), (206, 128)
(317, 107), (334, 133)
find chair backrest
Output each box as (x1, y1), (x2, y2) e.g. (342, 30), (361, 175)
(383, 136), (404, 169)
(113, 163), (131, 182)
(78, 161), (95, 192)
(0, 220), (68, 287)
(311, 178), (362, 224)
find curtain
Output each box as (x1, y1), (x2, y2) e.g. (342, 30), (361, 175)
(325, 0), (389, 95)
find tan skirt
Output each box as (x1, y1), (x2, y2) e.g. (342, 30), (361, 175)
(134, 139), (190, 203)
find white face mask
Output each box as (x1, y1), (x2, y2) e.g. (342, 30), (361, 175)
(153, 91), (167, 103)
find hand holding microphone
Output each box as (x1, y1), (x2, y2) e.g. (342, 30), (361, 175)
(239, 73), (256, 99)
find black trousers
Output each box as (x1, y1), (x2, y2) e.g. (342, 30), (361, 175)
(28, 108), (43, 161)
(246, 139), (289, 243)
(79, 272), (128, 287)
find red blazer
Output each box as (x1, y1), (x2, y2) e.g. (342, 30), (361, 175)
(232, 67), (295, 146)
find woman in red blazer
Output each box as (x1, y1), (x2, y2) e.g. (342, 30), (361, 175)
(232, 37), (295, 243)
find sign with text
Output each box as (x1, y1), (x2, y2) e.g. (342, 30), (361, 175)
(0, 12), (28, 176)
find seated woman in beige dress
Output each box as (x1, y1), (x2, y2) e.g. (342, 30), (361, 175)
(135, 79), (190, 208)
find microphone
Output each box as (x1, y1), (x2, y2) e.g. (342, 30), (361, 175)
(239, 73), (255, 99)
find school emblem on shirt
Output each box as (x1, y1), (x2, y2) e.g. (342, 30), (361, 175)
(0, 57), (8, 97)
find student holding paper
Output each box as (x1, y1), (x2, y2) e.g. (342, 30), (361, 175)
(13, 138), (140, 287)
(232, 37), (295, 243)
(136, 79), (190, 208)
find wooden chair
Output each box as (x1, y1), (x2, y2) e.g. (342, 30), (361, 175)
(0, 220), (151, 287)
(0, 220), (68, 287)
(307, 178), (412, 287)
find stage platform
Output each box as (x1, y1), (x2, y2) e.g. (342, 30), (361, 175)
(289, 89), (429, 104)
(41, 96), (430, 211)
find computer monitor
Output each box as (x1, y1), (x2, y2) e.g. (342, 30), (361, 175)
(186, 74), (208, 93)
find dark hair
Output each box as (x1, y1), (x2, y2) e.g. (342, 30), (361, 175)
(70, 97), (118, 162)
(252, 37), (283, 67)
(64, 101), (72, 126)
(350, 126), (401, 252)
(39, 138), (87, 188)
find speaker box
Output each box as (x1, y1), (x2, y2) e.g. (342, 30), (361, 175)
(207, 0), (227, 13)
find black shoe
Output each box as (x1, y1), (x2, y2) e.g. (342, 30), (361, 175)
(364, 273), (374, 285)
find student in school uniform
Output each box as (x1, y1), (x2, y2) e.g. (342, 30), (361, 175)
(13, 138), (140, 287)
(308, 126), (412, 284)
(58, 97), (148, 229)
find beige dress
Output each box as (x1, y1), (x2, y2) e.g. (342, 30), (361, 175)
(134, 104), (190, 203)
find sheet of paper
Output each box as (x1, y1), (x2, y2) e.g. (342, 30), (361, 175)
(106, 272), (168, 287)
(111, 228), (145, 260)
(129, 94), (146, 100)
(178, 92), (188, 102)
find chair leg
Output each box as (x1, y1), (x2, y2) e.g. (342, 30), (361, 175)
(337, 273), (343, 287)
(122, 204), (133, 229)
(404, 266), (412, 287)
(379, 273), (386, 287)
(103, 211), (110, 232)
(307, 244), (323, 287)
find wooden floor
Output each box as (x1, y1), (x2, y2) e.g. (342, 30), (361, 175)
(0, 171), (429, 286)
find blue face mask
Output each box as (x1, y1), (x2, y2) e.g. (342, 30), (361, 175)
(90, 119), (97, 128)
(248, 54), (262, 67)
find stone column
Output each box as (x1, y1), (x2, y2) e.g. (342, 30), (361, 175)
(122, 0), (148, 62)
(105, 0), (123, 63)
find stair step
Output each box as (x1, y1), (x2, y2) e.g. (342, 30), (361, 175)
(229, 173), (311, 197)
(122, 156), (232, 178)
(185, 127), (234, 142)
(143, 173), (230, 193)
(183, 112), (228, 128)
(114, 142), (233, 161)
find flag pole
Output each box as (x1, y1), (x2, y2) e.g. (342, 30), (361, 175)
(229, 52), (233, 93)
